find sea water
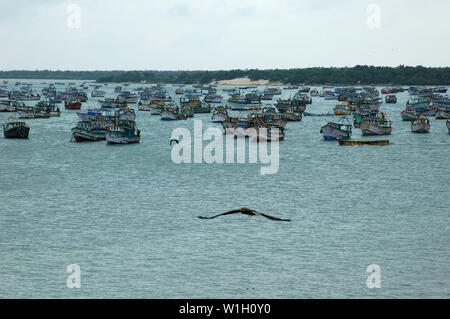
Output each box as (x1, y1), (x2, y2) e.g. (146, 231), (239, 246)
(0, 81), (449, 298)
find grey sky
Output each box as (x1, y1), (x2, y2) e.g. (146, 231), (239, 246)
(0, 0), (449, 70)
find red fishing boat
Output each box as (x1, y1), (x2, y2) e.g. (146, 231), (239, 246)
(65, 98), (82, 110)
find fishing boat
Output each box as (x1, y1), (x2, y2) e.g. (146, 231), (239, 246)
(192, 101), (211, 113)
(35, 100), (61, 117)
(303, 112), (333, 117)
(447, 120), (450, 134)
(433, 87), (448, 93)
(77, 109), (104, 122)
(71, 121), (107, 142)
(338, 138), (389, 146)
(435, 107), (450, 120)
(320, 117), (352, 140)
(385, 95), (397, 104)
(117, 91), (139, 104)
(274, 93), (306, 113)
(181, 96), (211, 113)
(265, 87), (282, 95)
(65, 98), (82, 110)
(360, 112), (392, 135)
(211, 107), (229, 123)
(91, 89), (105, 98)
(204, 94), (223, 104)
(160, 106), (187, 121)
(106, 125), (140, 144)
(147, 99), (165, 115)
(2, 117), (30, 138)
(227, 93), (248, 110)
(334, 103), (352, 115)
(401, 106), (418, 121)
(256, 107), (287, 129)
(285, 108), (303, 121)
(106, 109), (140, 144)
(299, 87), (310, 93)
(411, 115), (430, 133)
(310, 89), (319, 97)
(137, 100), (150, 111)
(0, 100), (25, 112)
(17, 106), (51, 119)
(253, 126), (285, 142)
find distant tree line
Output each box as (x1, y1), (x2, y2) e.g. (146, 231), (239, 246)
(1, 66), (449, 85)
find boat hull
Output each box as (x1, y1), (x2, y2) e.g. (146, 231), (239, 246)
(211, 112), (228, 123)
(339, 139), (389, 146)
(411, 123), (430, 133)
(72, 130), (106, 142)
(65, 102), (82, 110)
(360, 122), (392, 136)
(320, 125), (351, 140)
(106, 132), (140, 144)
(150, 106), (163, 115)
(3, 126), (30, 138)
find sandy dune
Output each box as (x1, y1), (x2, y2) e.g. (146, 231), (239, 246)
(210, 77), (284, 86)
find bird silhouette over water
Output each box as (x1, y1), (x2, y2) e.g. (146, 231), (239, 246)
(198, 207), (291, 222)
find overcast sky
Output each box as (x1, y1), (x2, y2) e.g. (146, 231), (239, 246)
(0, 0), (449, 70)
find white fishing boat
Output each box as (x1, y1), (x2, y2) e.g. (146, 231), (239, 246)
(411, 115), (430, 133)
(106, 125), (140, 144)
(160, 106), (187, 121)
(211, 107), (229, 123)
(435, 108), (450, 120)
(320, 117), (352, 140)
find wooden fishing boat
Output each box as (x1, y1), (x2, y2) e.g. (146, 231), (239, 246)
(106, 118), (140, 144)
(71, 121), (106, 142)
(320, 117), (352, 140)
(211, 107), (229, 123)
(253, 126), (285, 142)
(385, 95), (397, 104)
(160, 106), (187, 121)
(360, 112), (392, 135)
(17, 106), (51, 119)
(411, 115), (430, 133)
(338, 139), (389, 146)
(2, 116), (30, 138)
(0, 101), (25, 112)
(204, 94), (223, 103)
(138, 100), (151, 111)
(285, 108), (303, 121)
(35, 100), (60, 117)
(334, 103), (352, 115)
(401, 106), (418, 121)
(435, 108), (450, 120)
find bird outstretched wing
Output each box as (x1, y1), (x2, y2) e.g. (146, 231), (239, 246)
(251, 210), (291, 222)
(198, 208), (291, 222)
(197, 209), (244, 219)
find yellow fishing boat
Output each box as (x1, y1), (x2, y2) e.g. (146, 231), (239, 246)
(338, 139), (389, 146)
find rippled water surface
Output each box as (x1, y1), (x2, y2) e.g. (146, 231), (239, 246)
(1, 81), (449, 298)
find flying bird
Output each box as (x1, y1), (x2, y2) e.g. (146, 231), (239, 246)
(198, 207), (291, 222)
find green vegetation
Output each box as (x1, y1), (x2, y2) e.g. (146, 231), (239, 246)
(1, 66), (449, 85)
